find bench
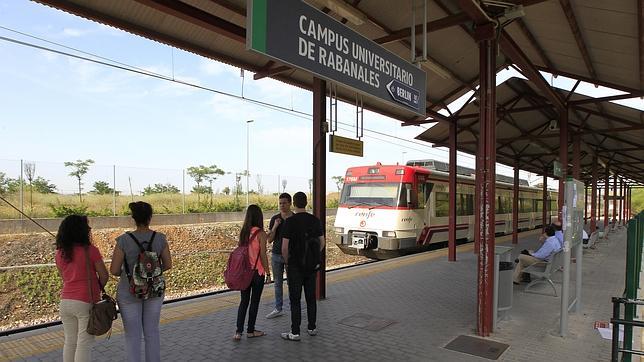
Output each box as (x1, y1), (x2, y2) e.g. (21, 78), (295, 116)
(583, 231), (599, 249)
(523, 251), (564, 297)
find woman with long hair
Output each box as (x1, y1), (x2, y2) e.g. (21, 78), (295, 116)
(234, 204), (276, 341)
(110, 201), (172, 362)
(55, 215), (109, 362)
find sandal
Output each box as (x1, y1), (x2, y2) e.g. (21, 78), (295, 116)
(233, 333), (242, 341)
(247, 330), (265, 338)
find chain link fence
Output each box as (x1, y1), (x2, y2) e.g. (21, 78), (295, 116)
(0, 158), (320, 219)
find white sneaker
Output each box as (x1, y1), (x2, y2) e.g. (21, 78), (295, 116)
(281, 331), (300, 341)
(266, 309), (283, 319)
(307, 329), (317, 336)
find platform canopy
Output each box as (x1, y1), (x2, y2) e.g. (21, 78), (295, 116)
(33, 0), (643, 181)
(416, 77), (644, 185)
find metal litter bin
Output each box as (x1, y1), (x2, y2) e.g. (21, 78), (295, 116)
(498, 261), (514, 310)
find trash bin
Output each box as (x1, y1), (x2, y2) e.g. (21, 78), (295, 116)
(498, 261), (513, 310)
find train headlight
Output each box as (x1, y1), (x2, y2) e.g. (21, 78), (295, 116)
(382, 231), (396, 238)
(334, 227), (344, 234)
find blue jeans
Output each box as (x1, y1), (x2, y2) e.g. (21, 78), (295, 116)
(117, 296), (164, 362)
(272, 253), (287, 311)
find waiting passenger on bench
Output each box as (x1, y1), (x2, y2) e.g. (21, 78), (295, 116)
(552, 220), (564, 249)
(513, 224), (561, 285)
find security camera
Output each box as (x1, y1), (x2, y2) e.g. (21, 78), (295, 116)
(548, 120), (559, 131)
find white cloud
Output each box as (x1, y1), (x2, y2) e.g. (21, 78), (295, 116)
(199, 59), (240, 78)
(61, 27), (90, 37)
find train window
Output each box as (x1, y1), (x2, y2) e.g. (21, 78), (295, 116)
(339, 182), (401, 207)
(435, 192), (449, 216)
(534, 200), (543, 212)
(519, 198), (533, 213)
(417, 183), (426, 209)
(398, 183), (412, 207)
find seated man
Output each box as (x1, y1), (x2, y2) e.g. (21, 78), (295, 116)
(513, 224), (561, 284)
(582, 229), (589, 245)
(552, 220), (564, 249)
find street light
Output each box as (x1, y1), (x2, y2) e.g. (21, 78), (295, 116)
(246, 119), (254, 207)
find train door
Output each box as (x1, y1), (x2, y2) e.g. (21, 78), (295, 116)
(416, 175), (433, 224)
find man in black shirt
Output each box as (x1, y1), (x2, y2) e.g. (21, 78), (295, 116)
(280, 192), (325, 341)
(266, 193), (293, 319)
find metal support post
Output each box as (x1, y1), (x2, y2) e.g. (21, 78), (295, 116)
(476, 30), (496, 337)
(19, 160), (24, 219)
(448, 119), (457, 261)
(620, 178), (624, 225)
(584, 185), (588, 225)
(113, 165), (117, 216)
(182, 169), (186, 214)
(613, 174), (617, 228)
(591, 156), (597, 232)
(604, 169), (610, 230)
(572, 134), (580, 180)
(313, 77), (327, 300)
(512, 162), (519, 244)
(542, 169), (547, 230)
(558, 110), (568, 219)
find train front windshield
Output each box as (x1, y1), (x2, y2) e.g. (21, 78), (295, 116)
(339, 182), (406, 207)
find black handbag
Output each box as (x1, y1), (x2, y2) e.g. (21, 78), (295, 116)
(84, 247), (118, 336)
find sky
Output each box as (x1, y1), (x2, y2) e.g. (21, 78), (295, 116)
(0, 1), (641, 195)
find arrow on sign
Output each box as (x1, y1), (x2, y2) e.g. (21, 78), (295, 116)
(386, 79), (421, 111)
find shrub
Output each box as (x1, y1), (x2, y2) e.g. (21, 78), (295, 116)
(49, 203), (89, 217)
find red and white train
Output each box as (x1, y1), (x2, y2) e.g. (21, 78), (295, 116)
(333, 160), (558, 259)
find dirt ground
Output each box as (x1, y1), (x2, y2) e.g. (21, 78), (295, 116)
(0, 216), (366, 331)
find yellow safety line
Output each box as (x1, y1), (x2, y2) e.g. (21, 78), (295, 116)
(0, 230), (538, 361)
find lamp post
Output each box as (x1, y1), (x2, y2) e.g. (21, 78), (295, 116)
(246, 119), (254, 207)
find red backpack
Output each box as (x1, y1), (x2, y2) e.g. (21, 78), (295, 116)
(224, 229), (261, 291)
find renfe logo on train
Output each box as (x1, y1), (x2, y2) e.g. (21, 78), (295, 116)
(333, 160), (559, 260)
(246, 0), (426, 115)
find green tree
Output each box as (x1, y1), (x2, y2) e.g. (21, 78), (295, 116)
(633, 188), (644, 215)
(91, 181), (115, 195)
(6, 178), (21, 194)
(64, 159), (94, 202)
(143, 183), (180, 195)
(222, 186), (231, 195)
(0, 172), (11, 195)
(187, 165), (225, 203)
(31, 177), (56, 194)
(332, 176), (345, 192)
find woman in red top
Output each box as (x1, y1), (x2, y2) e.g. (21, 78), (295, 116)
(234, 204), (275, 341)
(55, 215), (109, 362)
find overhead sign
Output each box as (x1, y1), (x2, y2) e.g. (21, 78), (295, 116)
(329, 134), (363, 157)
(553, 160), (562, 178)
(247, 0), (426, 115)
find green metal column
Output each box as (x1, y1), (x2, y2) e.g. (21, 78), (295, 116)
(624, 213), (644, 361)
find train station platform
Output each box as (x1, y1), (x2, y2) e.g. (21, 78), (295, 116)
(0, 225), (631, 361)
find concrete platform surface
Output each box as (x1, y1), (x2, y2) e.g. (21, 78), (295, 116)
(0, 225), (630, 361)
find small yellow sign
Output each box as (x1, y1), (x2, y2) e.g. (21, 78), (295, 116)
(329, 134), (363, 157)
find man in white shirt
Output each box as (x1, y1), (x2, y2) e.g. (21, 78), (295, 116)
(513, 224), (562, 284)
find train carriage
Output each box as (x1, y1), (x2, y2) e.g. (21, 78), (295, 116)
(333, 160), (558, 259)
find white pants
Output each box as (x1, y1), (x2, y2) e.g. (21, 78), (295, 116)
(60, 299), (94, 362)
